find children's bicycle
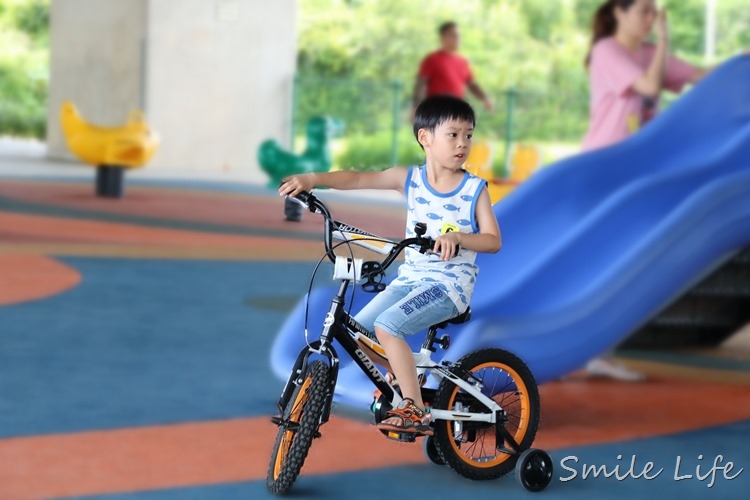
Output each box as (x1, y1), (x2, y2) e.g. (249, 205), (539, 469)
(267, 191), (553, 494)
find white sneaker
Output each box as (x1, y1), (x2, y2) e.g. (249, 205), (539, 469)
(585, 358), (646, 382)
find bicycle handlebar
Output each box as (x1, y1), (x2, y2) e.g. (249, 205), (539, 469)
(287, 191), (337, 262)
(287, 191), (437, 272)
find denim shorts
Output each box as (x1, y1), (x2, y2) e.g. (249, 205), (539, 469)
(353, 283), (459, 340)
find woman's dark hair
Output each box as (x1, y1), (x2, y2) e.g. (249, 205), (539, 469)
(585, 0), (637, 67)
(413, 95), (475, 149)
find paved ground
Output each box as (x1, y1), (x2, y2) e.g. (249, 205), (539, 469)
(1, 144), (749, 499)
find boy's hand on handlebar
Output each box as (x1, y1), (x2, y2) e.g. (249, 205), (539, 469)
(279, 174), (315, 198)
(434, 232), (461, 261)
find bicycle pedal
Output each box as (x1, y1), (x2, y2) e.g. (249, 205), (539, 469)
(382, 430), (417, 443)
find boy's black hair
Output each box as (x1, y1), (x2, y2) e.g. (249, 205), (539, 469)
(439, 21), (457, 35)
(413, 95), (475, 149)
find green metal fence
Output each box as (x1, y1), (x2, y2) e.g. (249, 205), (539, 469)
(291, 76), (591, 172)
(291, 76), (404, 166)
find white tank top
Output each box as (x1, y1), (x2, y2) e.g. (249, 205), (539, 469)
(393, 165), (487, 311)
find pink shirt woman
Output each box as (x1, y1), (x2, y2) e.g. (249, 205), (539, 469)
(581, 0), (707, 153)
(578, 0), (709, 382)
(582, 37), (697, 151)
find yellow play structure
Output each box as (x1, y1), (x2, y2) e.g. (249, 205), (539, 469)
(464, 141), (541, 204)
(60, 101), (159, 197)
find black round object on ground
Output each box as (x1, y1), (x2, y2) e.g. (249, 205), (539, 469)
(515, 448), (553, 492)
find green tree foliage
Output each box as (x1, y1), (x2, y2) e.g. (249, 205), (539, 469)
(0, 0), (49, 138)
(713, 0), (750, 57)
(13, 0), (49, 42)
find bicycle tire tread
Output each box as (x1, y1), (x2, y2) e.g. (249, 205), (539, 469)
(266, 360), (330, 494)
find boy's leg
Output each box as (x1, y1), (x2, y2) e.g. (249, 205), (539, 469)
(357, 339), (392, 371)
(374, 284), (458, 433)
(352, 285), (409, 370)
(376, 327), (424, 407)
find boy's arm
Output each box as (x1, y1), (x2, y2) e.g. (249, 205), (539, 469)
(433, 187), (501, 260)
(279, 167), (409, 197)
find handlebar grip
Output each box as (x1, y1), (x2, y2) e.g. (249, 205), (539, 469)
(418, 237), (433, 254)
(420, 237), (460, 258)
(294, 191), (312, 204)
(285, 190), (317, 213)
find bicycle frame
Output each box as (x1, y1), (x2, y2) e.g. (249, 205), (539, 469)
(276, 278), (504, 427)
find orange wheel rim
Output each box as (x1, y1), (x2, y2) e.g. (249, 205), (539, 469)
(273, 375), (312, 480)
(445, 361), (531, 468)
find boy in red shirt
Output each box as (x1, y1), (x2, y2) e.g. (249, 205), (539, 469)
(413, 22), (493, 112)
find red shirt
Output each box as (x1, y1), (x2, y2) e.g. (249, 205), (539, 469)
(418, 50), (473, 99)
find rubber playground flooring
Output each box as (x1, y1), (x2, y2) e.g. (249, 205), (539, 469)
(1, 178), (749, 499)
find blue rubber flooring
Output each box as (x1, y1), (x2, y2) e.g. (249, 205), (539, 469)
(0, 258), (317, 438)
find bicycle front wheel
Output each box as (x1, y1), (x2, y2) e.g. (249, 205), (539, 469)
(432, 348), (540, 480)
(267, 360), (330, 494)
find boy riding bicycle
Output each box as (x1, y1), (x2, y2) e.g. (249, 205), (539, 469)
(279, 95), (501, 436)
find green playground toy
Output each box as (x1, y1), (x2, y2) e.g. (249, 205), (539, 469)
(259, 116), (343, 221)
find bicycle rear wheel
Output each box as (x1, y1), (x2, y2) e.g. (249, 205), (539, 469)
(432, 348), (539, 480)
(267, 360), (330, 494)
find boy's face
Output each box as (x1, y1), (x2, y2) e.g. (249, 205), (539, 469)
(418, 118), (473, 170)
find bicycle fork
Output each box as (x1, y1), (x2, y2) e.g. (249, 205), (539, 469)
(275, 340), (340, 427)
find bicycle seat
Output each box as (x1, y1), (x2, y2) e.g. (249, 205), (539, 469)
(435, 307), (471, 330)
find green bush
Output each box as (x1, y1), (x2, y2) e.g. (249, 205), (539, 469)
(0, 0), (49, 139)
(335, 129), (425, 171)
(0, 100), (46, 138)
(294, 78), (404, 137)
(13, 0), (49, 41)
(0, 61), (47, 138)
(334, 130), (523, 180)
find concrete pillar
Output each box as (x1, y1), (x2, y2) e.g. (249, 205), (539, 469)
(47, 0), (148, 151)
(47, 0), (297, 178)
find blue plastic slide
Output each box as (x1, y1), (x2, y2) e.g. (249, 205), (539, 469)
(270, 56), (750, 407)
